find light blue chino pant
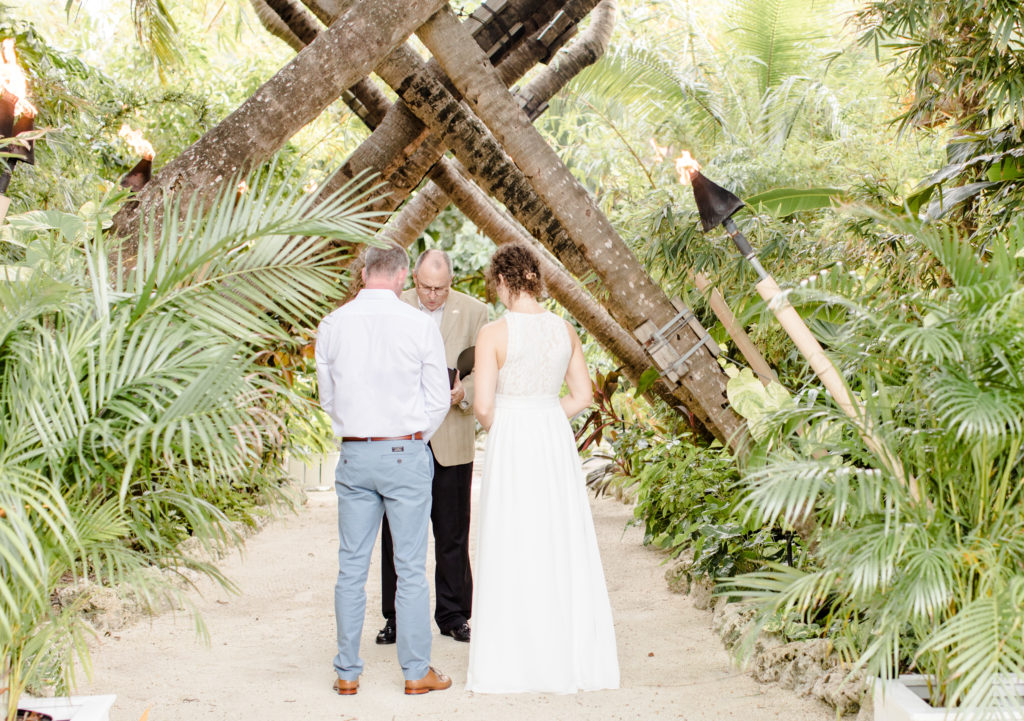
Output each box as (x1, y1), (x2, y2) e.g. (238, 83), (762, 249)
(333, 439), (433, 681)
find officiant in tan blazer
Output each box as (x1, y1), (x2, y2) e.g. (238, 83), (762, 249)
(377, 249), (488, 645)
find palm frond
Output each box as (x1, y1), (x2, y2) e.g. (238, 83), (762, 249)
(726, 0), (828, 95)
(720, 562), (840, 618)
(568, 43), (727, 135)
(125, 164), (379, 339)
(919, 577), (1024, 711)
(131, 0), (184, 67)
(927, 372), (1024, 442)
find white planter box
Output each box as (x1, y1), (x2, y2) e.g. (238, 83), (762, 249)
(17, 695), (116, 721)
(875, 674), (1024, 721)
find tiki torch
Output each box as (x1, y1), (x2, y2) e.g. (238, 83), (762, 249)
(0, 38), (37, 222)
(676, 153), (917, 501)
(118, 124), (155, 192)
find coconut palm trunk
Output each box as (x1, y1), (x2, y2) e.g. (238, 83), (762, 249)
(110, 0), (447, 248)
(263, 0), (324, 42)
(249, 0), (305, 50)
(297, 0), (344, 24)
(313, 0), (602, 209)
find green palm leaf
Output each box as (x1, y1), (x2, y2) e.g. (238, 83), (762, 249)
(727, 0), (826, 95)
(920, 577), (1024, 711)
(928, 372), (1024, 442)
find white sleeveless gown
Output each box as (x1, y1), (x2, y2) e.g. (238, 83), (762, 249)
(466, 311), (619, 693)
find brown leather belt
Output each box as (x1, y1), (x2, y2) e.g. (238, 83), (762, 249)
(341, 432), (424, 442)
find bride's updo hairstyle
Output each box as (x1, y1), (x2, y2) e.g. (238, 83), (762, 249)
(486, 243), (543, 298)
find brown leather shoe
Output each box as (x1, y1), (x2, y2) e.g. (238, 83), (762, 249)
(333, 677), (359, 695)
(404, 667), (452, 695)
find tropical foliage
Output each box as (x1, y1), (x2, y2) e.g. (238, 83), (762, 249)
(556, 1), (1024, 714)
(855, 0), (1024, 133)
(0, 165), (378, 718)
(721, 215), (1024, 710)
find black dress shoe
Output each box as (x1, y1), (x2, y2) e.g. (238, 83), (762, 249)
(441, 622), (471, 642)
(375, 618), (396, 645)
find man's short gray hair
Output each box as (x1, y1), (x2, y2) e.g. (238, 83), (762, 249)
(414, 248), (453, 278)
(364, 242), (410, 278)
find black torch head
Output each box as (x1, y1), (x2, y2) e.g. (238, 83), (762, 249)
(691, 170), (744, 233)
(120, 157), (152, 193)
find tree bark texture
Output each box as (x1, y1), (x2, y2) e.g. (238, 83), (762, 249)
(315, 0), (601, 208)
(412, 6), (744, 445)
(253, 1), (383, 129)
(490, 0), (610, 88)
(249, 0), (304, 52)
(262, 0), (321, 44)
(110, 0), (447, 248)
(298, 0), (347, 25)
(249, 0), (593, 256)
(515, 0), (616, 119)
(373, 48), (593, 269)
(380, 0), (616, 247)
(462, 0), (577, 67)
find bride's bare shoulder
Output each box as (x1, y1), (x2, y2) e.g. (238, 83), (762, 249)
(561, 318), (582, 346)
(476, 317), (508, 343)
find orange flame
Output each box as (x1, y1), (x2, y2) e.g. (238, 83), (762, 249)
(675, 151), (700, 184)
(0, 39), (36, 118)
(118, 123), (155, 160)
(237, 180), (249, 195)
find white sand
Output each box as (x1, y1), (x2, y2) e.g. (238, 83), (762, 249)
(79, 468), (833, 721)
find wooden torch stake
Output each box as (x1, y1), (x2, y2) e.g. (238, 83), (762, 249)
(0, 194), (10, 223)
(753, 275), (919, 502)
(691, 270), (776, 387)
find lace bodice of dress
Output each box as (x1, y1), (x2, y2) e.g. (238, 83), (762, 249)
(496, 311), (571, 397)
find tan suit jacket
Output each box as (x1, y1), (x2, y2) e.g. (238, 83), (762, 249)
(402, 288), (488, 466)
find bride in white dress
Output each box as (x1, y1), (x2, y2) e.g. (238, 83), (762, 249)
(467, 243), (619, 694)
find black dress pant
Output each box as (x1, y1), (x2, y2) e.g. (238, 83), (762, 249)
(380, 450), (473, 632)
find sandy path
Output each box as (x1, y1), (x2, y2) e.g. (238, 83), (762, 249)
(80, 467), (832, 721)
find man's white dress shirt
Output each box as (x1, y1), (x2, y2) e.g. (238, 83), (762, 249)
(418, 300), (445, 328)
(316, 289), (449, 440)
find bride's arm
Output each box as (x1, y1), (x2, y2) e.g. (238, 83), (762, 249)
(561, 322), (594, 419)
(473, 322), (501, 431)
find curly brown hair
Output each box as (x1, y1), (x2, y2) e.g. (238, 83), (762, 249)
(486, 243), (543, 298)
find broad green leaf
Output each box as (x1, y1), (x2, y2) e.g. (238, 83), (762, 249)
(986, 157), (1024, 182)
(727, 369), (794, 440)
(744, 187), (845, 217)
(634, 367), (660, 398)
(904, 186), (934, 217)
(925, 182), (997, 220)
(7, 210), (87, 241)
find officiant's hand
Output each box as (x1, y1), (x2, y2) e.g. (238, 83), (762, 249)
(450, 373), (465, 406)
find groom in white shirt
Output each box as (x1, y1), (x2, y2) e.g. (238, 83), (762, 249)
(315, 243), (453, 696)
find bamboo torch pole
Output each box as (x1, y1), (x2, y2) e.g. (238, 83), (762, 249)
(678, 154), (918, 502)
(690, 270), (777, 386)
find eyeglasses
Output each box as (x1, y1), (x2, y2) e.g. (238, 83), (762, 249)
(418, 284), (450, 296)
